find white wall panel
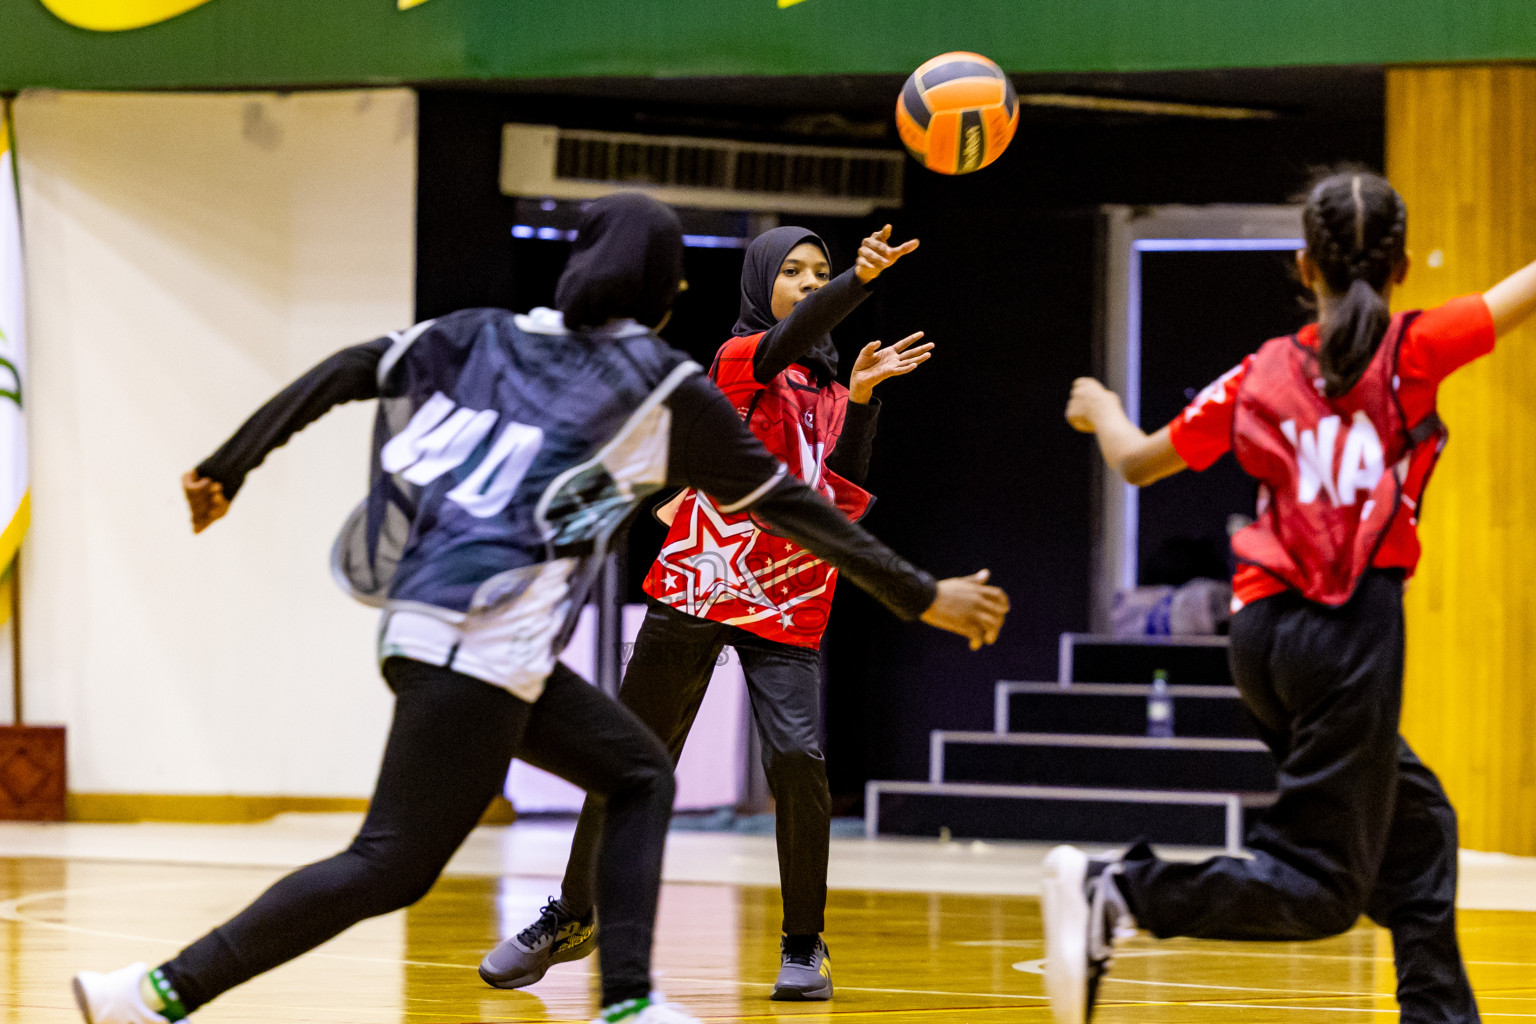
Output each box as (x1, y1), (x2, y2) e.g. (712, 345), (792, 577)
(15, 89), (417, 797)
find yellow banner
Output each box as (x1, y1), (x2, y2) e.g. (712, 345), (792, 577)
(0, 102), (28, 627)
(41, 0), (440, 31)
(41, 0), (215, 31)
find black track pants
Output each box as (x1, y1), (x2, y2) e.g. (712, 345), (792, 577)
(1116, 571), (1479, 1024)
(562, 597), (832, 936)
(159, 657), (674, 1011)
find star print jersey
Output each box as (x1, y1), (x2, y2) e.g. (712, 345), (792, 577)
(643, 331), (874, 649)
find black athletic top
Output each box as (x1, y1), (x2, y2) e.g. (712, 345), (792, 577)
(197, 335), (935, 622)
(744, 265), (881, 484)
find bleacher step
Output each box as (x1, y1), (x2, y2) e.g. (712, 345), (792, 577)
(931, 730), (1276, 791)
(866, 780), (1273, 851)
(994, 681), (1254, 738)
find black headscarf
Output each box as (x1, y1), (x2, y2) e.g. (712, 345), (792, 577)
(733, 226), (839, 383)
(555, 193), (685, 330)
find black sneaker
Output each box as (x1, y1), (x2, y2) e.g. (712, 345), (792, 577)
(479, 897), (596, 989)
(1041, 846), (1135, 1023)
(770, 936), (833, 1001)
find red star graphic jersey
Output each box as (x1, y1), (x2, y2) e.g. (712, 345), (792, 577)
(643, 332), (874, 648)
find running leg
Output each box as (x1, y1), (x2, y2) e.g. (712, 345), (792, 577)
(1117, 572), (1406, 941)
(158, 658), (529, 1012)
(1365, 741), (1480, 1024)
(518, 664), (676, 1008)
(734, 635), (831, 939)
(559, 598), (725, 917)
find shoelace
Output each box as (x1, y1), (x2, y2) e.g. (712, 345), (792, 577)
(516, 900), (564, 948)
(1086, 864), (1129, 963)
(782, 941), (820, 967)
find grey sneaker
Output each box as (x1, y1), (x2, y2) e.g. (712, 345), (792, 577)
(479, 897), (595, 990)
(1041, 846), (1135, 1023)
(770, 936), (832, 1001)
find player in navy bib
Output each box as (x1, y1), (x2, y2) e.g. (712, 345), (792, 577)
(71, 194), (1009, 1024)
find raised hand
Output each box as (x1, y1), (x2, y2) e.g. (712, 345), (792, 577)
(1065, 377), (1123, 433)
(920, 569), (1010, 651)
(854, 224), (920, 284)
(182, 470), (230, 534)
(848, 331), (933, 403)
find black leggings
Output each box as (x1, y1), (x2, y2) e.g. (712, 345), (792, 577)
(160, 657), (674, 1011)
(561, 597), (831, 936)
(1117, 571), (1478, 1024)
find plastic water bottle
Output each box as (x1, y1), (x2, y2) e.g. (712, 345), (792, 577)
(1147, 669), (1175, 738)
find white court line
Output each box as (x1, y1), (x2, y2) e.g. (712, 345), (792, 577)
(1013, 958), (1365, 998)
(953, 939), (1043, 947)
(1160, 946), (1536, 969)
(1191, 1004), (1536, 1018)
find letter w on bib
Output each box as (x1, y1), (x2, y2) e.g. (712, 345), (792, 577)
(1279, 411), (1384, 508)
(381, 391), (543, 518)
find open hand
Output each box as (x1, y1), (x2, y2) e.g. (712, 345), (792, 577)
(921, 569), (1010, 651)
(849, 331), (933, 403)
(182, 471), (230, 534)
(1066, 377), (1122, 433)
(854, 225), (920, 284)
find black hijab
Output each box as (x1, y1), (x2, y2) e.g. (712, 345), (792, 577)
(555, 193), (685, 330)
(733, 226), (839, 384)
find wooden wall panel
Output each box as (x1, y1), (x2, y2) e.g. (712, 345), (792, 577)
(1388, 65), (1536, 856)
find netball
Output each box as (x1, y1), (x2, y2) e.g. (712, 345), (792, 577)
(896, 51), (1019, 174)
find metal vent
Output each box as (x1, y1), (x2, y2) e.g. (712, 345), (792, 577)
(501, 123), (903, 215)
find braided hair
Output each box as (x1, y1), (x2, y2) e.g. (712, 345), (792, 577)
(1301, 171), (1408, 398)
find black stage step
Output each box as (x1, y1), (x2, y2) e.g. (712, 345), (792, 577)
(931, 731), (1277, 792)
(996, 682), (1256, 739)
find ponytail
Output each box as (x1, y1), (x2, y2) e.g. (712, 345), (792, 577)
(1317, 277), (1392, 398)
(1301, 170), (1408, 398)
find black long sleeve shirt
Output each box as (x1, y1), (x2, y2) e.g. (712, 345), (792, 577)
(197, 339), (935, 622)
(750, 267), (871, 385)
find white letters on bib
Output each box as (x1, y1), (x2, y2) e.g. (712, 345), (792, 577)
(1279, 411), (1384, 508)
(382, 391), (544, 518)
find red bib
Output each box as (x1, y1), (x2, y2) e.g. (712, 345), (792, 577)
(643, 333), (872, 648)
(1230, 312), (1446, 606)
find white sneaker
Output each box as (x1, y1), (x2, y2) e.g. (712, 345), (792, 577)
(72, 963), (179, 1024)
(1041, 846), (1134, 1024)
(590, 991), (701, 1023)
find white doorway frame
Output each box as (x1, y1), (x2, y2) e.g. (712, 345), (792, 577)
(1093, 204), (1304, 631)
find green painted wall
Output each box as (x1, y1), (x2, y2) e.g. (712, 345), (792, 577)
(3, 0), (1536, 92)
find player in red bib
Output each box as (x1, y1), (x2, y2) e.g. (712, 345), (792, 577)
(1042, 171), (1536, 1024)
(483, 224), (983, 1001)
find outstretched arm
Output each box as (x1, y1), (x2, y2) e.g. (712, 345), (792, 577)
(824, 331), (933, 485)
(1065, 377), (1189, 487)
(752, 226), (920, 384)
(1483, 257), (1536, 337)
(185, 337), (388, 532)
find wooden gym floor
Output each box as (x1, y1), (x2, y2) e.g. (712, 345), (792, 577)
(2, 820), (1535, 1022)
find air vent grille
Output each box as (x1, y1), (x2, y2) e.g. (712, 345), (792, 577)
(503, 123), (903, 215)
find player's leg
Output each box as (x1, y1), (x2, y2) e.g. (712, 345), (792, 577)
(1043, 572), (1408, 1023)
(75, 657), (529, 1022)
(1365, 741), (1480, 1024)
(513, 663), (687, 1020)
(562, 600), (726, 914)
(734, 634), (833, 1001)
(480, 599), (725, 990)
(1118, 572), (1405, 938)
